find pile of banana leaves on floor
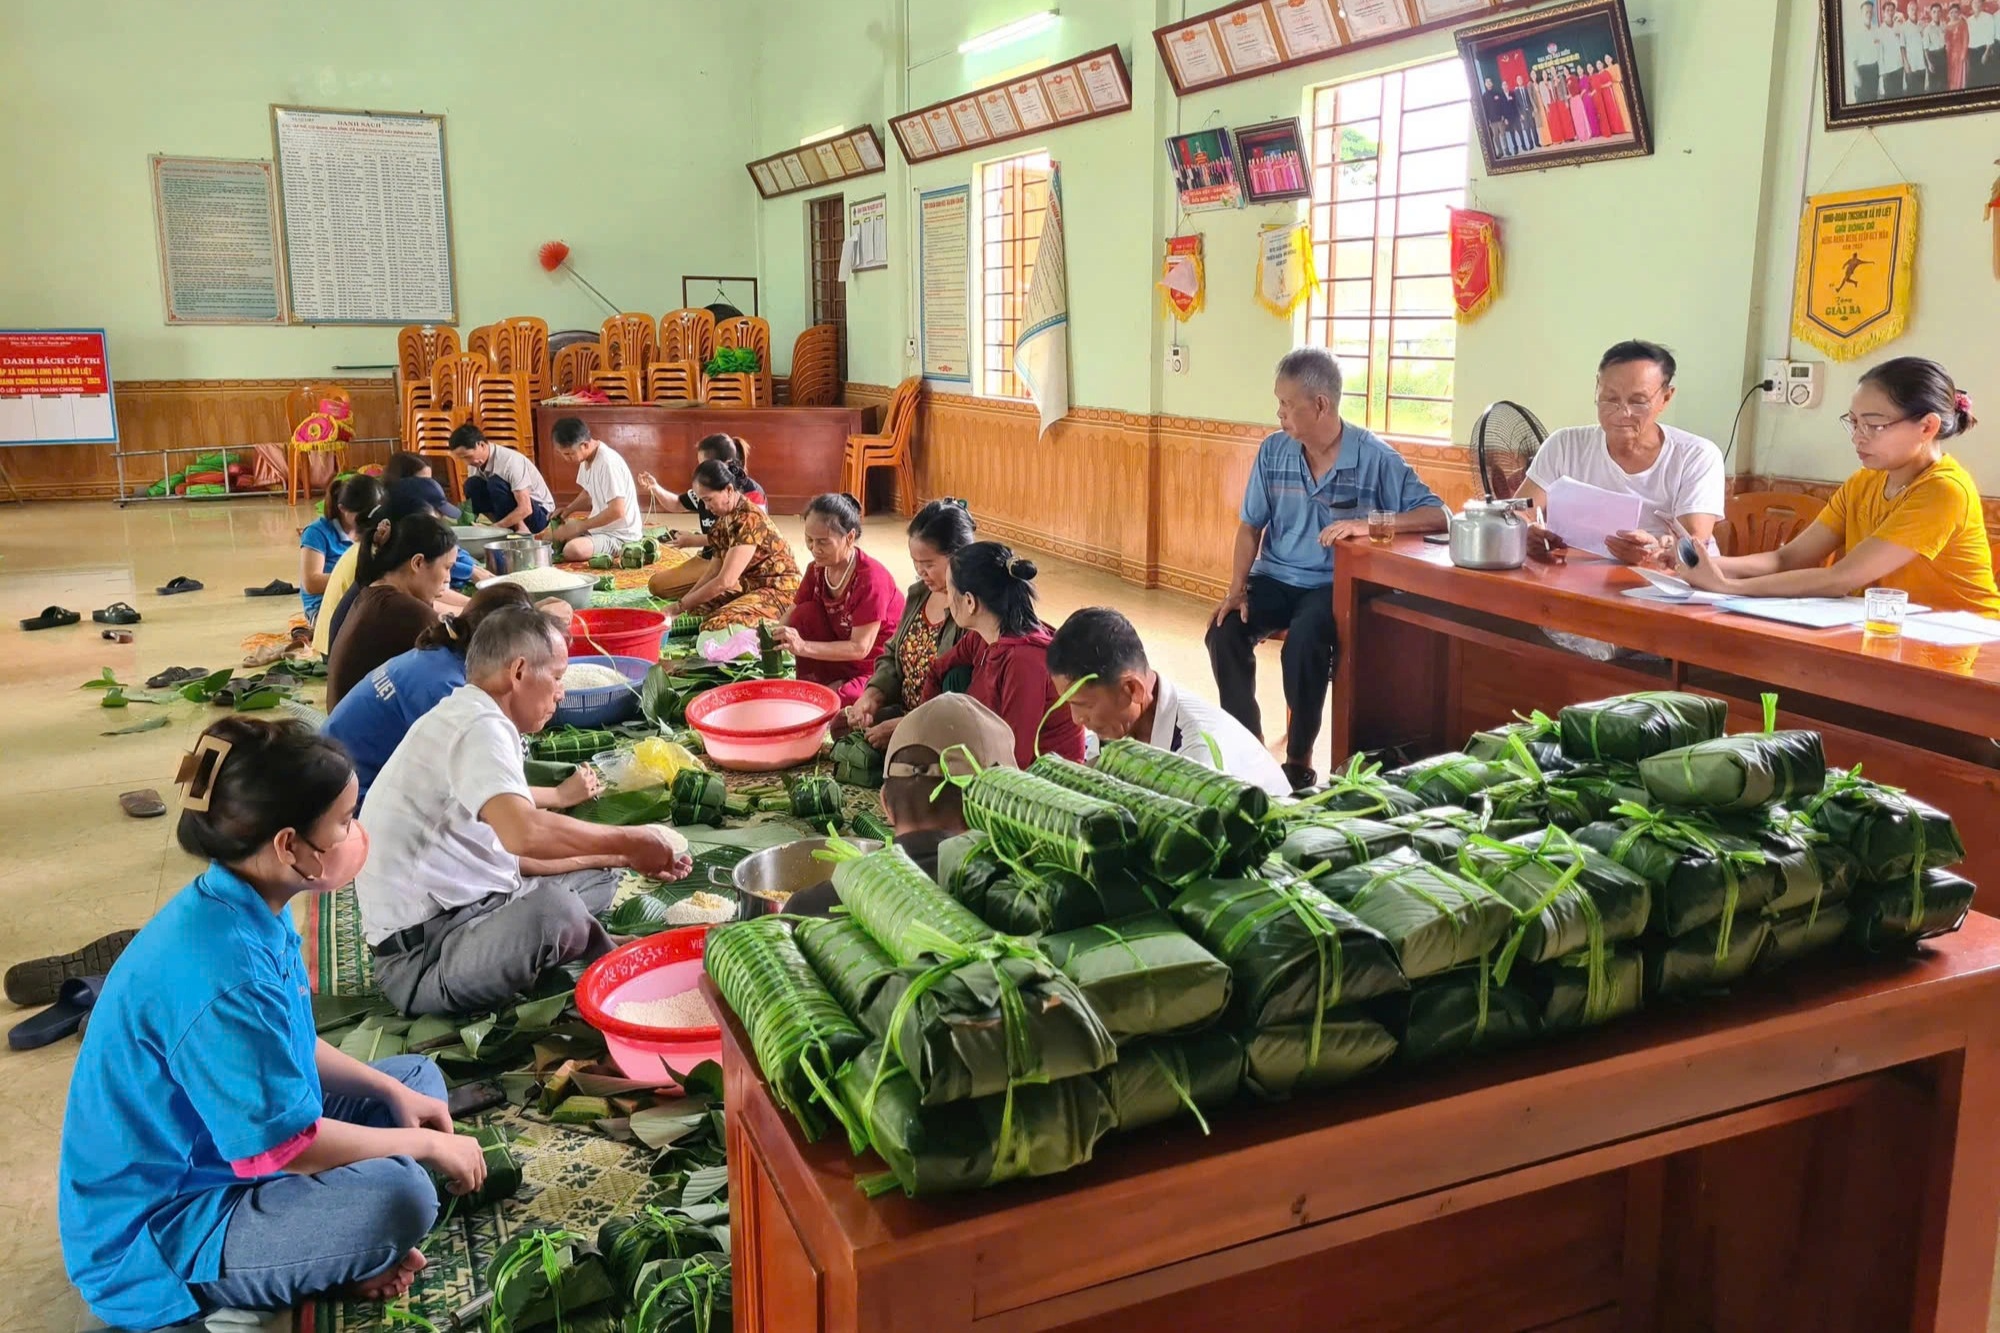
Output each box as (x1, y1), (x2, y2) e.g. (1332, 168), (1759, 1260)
(703, 688), (1976, 1198)
(638, 621), (795, 728)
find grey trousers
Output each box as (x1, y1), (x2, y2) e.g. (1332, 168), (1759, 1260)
(374, 869), (621, 1017)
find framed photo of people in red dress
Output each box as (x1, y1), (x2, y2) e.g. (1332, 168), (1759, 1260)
(1455, 0), (1652, 177)
(1823, 0), (2000, 128)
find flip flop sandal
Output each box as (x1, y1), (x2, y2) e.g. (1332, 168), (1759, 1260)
(4, 929), (137, 1007)
(119, 789), (166, 819)
(145, 665), (210, 690)
(244, 579), (299, 597)
(156, 576), (203, 596)
(8, 975), (104, 1051)
(101, 629), (134, 644)
(19, 606), (79, 631)
(92, 602), (142, 625)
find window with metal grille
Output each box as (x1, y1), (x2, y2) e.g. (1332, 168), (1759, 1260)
(807, 195), (848, 381)
(1305, 58), (1471, 442)
(978, 150), (1050, 400)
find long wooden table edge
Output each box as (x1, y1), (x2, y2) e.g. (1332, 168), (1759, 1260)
(705, 917), (2000, 1329)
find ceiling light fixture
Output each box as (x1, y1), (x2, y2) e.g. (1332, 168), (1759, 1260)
(958, 9), (1059, 55)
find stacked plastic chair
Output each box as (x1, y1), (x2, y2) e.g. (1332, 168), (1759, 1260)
(786, 324), (841, 407)
(553, 342), (602, 396)
(471, 369), (533, 486)
(716, 316), (773, 406)
(645, 359), (702, 404)
(841, 376), (921, 514)
(397, 325), (459, 447)
(489, 316), (550, 402)
(701, 369), (757, 407)
(592, 313), (656, 403)
(466, 324), (497, 365)
(659, 308), (716, 371)
(411, 352), (488, 493)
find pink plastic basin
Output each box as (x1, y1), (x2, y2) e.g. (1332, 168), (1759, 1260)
(576, 927), (722, 1084)
(684, 679), (840, 771)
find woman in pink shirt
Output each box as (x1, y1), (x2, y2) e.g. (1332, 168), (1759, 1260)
(772, 492), (902, 706)
(922, 541), (1085, 766)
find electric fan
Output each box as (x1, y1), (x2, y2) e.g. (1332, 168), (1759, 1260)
(1472, 400), (1548, 500)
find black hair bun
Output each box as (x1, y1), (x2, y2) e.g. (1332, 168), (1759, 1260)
(1008, 557), (1038, 581)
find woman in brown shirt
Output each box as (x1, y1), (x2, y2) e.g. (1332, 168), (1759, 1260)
(658, 460), (801, 631)
(325, 514), (460, 708)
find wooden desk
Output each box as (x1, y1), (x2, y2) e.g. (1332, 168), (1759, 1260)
(713, 919), (2000, 1331)
(531, 403), (875, 511)
(1333, 540), (2000, 907)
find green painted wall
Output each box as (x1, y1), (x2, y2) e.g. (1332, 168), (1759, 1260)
(0, 0), (762, 381)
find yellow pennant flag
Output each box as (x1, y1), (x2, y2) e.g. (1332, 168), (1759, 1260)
(1791, 184), (1917, 363)
(1255, 222), (1315, 319)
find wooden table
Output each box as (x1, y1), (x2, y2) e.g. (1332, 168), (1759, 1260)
(712, 918), (2000, 1331)
(531, 403), (875, 511)
(1332, 539), (2000, 908)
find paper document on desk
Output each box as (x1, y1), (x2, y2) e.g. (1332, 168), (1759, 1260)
(1902, 611), (2000, 646)
(1713, 597), (1927, 628)
(1545, 477), (1647, 558)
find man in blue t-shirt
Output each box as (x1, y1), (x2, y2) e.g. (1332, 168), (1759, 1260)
(1208, 348), (1447, 790)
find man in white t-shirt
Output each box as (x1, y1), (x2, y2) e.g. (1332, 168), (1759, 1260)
(449, 421), (558, 534)
(546, 416), (643, 562)
(1047, 607), (1294, 797)
(1518, 340), (1726, 569)
(1971, 0), (1998, 86)
(357, 607), (692, 1015)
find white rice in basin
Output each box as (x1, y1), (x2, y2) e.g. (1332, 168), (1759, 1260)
(561, 662), (631, 691)
(614, 989), (715, 1029)
(491, 567), (594, 594)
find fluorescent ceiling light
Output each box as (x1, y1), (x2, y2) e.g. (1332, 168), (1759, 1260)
(958, 10), (1059, 55)
(800, 127), (844, 145)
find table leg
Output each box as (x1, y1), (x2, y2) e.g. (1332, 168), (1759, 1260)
(1911, 1029), (2000, 1330)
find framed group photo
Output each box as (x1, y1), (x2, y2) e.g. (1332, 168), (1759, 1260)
(1823, 0), (2000, 127)
(1166, 127), (1244, 211)
(1235, 118), (1313, 203)
(1456, 0), (1652, 176)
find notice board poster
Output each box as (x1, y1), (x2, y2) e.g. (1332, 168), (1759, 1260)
(150, 156), (287, 325)
(918, 186), (971, 383)
(0, 330), (117, 446)
(272, 106), (457, 325)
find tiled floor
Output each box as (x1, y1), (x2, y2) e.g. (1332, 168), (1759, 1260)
(0, 496), (1293, 1332)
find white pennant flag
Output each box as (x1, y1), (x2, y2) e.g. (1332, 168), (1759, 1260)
(1014, 165), (1070, 438)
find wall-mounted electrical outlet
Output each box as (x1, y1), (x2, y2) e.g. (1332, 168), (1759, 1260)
(1166, 344), (1187, 376)
(1762, 359), (1787, 405)
(905, 336), (918, 359)
(1783, 361), (1824, 409)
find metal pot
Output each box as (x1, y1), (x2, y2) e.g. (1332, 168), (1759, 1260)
(1449, 498), (1533, 571)
(486, 537), (553, 576)
(718, 837), (885, 917)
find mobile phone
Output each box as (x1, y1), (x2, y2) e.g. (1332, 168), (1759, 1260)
(448, 1080), (506, 1119)
(1676, 537), (1702, 567)
(1423, 532), (1451, 546)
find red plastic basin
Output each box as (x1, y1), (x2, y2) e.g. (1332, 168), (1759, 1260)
(576, 925), (722, 1084)
(567, 607), (667, 662)
(684, 679), (840, 771)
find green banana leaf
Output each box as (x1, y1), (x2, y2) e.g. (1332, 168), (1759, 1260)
(1754, 901), (1851, 974)
(1847, 869), (1977, 952)
(485, 1231), (616, 1333)
(1573, 812), (1777, 939)
(1544, 765), (1654, 826)
(1040, 912), (1233, 1042)
(1383, 807), (1537, 867)
(1465, 711), (1568, 769)
(1522, 949), (1644, 1032)
(571, 788), (676, 827)
(1170, 876), (1408, 1028)
(1239, 1010), (1399, 1100)
(1384, 751), (1517, 808)
(1315, 848), (1518, 981)
(1284, 755), (1430, 820)
(838, 1043), (1115, 1196)
(1275, 817), (1412, 878)
(435, 1124), (522, 1215)
(1558, 691), (1727, 764)
(628, 1252), (732, 1333)
(1097, 1031), (1242, 1132)
(1638, 731), (1827, 811)
(522, 758), (579, 786)
(1642, 917), (1771, 997)
(1398, 965), (1539, 1065)
(1758, 832), (1862, 917)
(1456, 828), (1652, 976)
(973, 864), (1166, 937)
(794, 915), (907, 1038)
(600, 1210), (723, 1301)
(1808, 769), (1966, 882)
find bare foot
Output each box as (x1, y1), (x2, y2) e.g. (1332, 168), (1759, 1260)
(349, 1247), (427, 1301)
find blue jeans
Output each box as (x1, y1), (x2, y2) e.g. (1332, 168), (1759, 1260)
(463, 474), (550, 533)
(190, 1055), (443, 1317)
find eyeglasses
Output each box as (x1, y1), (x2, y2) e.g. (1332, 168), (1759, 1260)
(1595, 389), (1665, 417)
(1840, 413), (1913, 439)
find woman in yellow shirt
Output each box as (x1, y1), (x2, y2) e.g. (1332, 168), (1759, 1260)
(1678, 357), (2000, 617)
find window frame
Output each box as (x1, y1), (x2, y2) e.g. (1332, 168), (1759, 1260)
(974, 148), (1052, 402)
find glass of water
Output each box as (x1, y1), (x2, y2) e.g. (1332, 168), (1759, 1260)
(1863, 586), (1909, 638)
(1367, 509), (1396, 545)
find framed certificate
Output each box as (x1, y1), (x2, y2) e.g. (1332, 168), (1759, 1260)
(1339, 0), (1414, 40)
(977, 88), (1022, 137)
(1270, 0), (1342, 56)
(949, 99), (991, 144)
(1042, 66), (1090, 119)
(1155, 0), (1528, 96)
(1216, 5), (1282, 73)
(888, 47), (1133, 163)
(1008, 78), (1057, 129)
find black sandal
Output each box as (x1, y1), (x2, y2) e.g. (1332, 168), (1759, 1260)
(145, 665), (209, 690)
(92, 602), (142, 625)
(4, 930), (136, 1007)
(156, 576), (203, 596)
(19, 606), (79, 631)
(244, 579), (299, 597)
(8, 976), (105, 1051)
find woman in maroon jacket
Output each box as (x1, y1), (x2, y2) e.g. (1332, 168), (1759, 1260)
(922, 541), (1085, 766)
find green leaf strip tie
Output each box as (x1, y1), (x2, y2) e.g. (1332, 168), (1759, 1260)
(1609, 801), (1764, 961)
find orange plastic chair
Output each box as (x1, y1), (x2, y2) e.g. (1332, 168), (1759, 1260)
(660, 308), (716, 369)
(286, 384), (354, 504)
(1719, 492), (1825, 557)
(553, 343), (602, 396)
(842, 376), (920, 514)
(397, 325), (459, 446)
(466, 324), (497, 364)
(646, 359), (702, 405)
(786, 324), (840, 406)
(410, 352), (489, 487)
(599, 314), (657, 399)
(717, 316), (773, 405)
(490, 317), (550, 401)
(701, 372), (758, 408)
(467, 372), (532, 497)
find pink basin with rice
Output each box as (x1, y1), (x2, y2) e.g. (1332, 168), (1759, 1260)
(684, 679), (840, 771)
(576, 927), (722, 1084)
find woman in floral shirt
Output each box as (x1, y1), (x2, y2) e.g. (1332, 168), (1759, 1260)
(665, 461), (801, 632)
(840, 500), (978, 747)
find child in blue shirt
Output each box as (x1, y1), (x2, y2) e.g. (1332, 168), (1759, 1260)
(58, 718), (486, 1330)
(301, 475), (384, 625)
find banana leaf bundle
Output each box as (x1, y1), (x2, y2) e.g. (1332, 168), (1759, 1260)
(1240, 1011), (1399, 1100)
(435, 1124), (521, 1215)
(1384, 806), (1537, 867)
(1643, 916), (1771, 997)
(1754, 901), (1851, 974)
(1544, 765), (1653, 826)
(1458, 828), (1652, 979)
(1030, 754), (1228, 884)
(794, 916), (905, 1037)
(1638, 731), (1827, 812)
(1398, 964), (1540, 1065)
(831, 731), (884, 788)
(1385, 751), (1517, 808)
(1558, 691), (1727, 764)
(1284, 755), (1430, 821)
(1097, 1031), (1243, 1132)
(1807, 769), (1966, 882)
(839, 1043), (1115, 1196)
(485, 1230), (616, 1333)
(963, 766), (1141, 880)
(1523, 949), (1644, 1032)
(1170, 877), (1407, 1028)
(1573, 806), (1776, 941)
(702, 917), (869, 1143)
(787, 773), (845, 828)
(1096, 737), (1273, 866)
(832, 843), (992, 963)
(528, 725), (621, 764)
(599, 1208), (725, 1301)
(962, 863), (1165, 937)
(1465, 711), (1570, 772)
(619, 535), (662, 569)
(670, 768), (729, 826)
(1758, 830), (1862, 917)
(756, 619), (789, 678)
(849, 809), (895, 843)
(942, 834), (1012, 914)
(1847, 869), (1977, 952)
(1478, 775), (1599, 831)
(1275, 816), (1412, 879)
(1040, 912), (1233, 1041)
(1315, 848), (1518, 981)
(628, 1252), (731, 1333)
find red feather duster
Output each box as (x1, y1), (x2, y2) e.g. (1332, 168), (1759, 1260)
(538, 240), (571, 273)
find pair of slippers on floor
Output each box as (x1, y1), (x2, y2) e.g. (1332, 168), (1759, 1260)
(5, 928), (137, 1051)
(21, 577), (297, 630)
(156, 576), (295, 597)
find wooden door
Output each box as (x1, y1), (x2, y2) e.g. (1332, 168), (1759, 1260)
(807, 195), (848, 381)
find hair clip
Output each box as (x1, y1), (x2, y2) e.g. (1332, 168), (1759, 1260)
(175, 734), (235, 813)
(1956, 391), (1974, 413)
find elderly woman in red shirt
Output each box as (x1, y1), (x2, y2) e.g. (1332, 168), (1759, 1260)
(769, 493), (903, 706)
(922, 541), (1084, 767)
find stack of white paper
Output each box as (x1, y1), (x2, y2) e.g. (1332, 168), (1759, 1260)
(1545, 477), (1646, 558)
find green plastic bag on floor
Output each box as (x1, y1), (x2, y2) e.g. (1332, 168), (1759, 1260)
(1240, 1010), (1399, 1099)
(1170, 876), (1408, 1028)
(1040, 912), (1233, 1042)
(1315, 847), (1517, 982)
(1097, 1030), (1243, 1133)
(1558, 691), (1727, 764)
(1398, 963), (1540, 1065)
(1846, 868), (1977, 952)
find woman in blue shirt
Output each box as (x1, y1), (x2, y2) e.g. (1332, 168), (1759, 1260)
(58, 717), (487, 1330)
(300, 475), (383, 625)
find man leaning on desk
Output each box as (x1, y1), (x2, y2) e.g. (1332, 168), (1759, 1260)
(1208, 347), (1447, 792)
(1517, 340), (1726, 567)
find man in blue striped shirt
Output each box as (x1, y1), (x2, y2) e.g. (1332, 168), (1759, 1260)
(1208, 348), (1447, 789)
